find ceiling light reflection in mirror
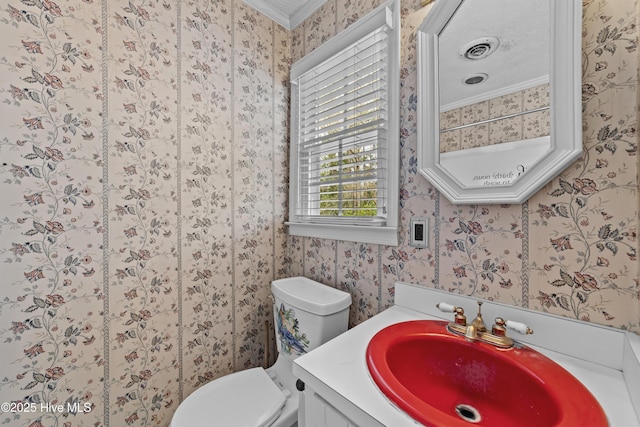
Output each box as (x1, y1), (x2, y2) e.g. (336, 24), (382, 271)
(438, 0), (550, 188)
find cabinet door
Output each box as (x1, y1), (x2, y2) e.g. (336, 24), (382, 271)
(304, 390), (358, 427)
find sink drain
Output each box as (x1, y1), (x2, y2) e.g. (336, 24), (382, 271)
(455, 404), (481, 423)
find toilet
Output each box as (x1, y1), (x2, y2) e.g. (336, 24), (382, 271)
(170, 277), (352, 427)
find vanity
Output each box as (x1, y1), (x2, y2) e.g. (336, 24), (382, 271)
(292, 282), (640, 426)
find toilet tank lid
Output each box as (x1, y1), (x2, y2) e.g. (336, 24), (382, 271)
(272, 277), (351, 315)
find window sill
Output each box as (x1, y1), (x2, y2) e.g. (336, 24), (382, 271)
(287, 222), (398, 246)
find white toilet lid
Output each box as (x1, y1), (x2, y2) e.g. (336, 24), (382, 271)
(171, 367), (287, 427)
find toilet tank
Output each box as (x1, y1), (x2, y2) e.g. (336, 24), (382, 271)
(272, 277), (351, 360)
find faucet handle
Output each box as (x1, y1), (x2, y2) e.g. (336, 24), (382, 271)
(495, 317), (533, 335)
(491, 317), (510, 337)
(436, 302), (456, 313)
(506, 320), (533, 335)
(436, 303), (466, 325)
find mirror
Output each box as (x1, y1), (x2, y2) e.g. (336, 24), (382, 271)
(416, 0), (582, 204)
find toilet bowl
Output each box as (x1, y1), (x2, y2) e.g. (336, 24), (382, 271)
(170, 277), (351, 427)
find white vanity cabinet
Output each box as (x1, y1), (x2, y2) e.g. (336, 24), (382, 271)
(301, 388), (361, 427)
(292, 282), (640, 427)
(299, 379), (385, 427)
(304, 392), (353, 427)
(293, 298), (423, 426)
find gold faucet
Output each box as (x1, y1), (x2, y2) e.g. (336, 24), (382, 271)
(464, 324), (477, 341)
(438, 300), (533, 349)
(463, 301), (486, 341)
(471, 302), (486, 331)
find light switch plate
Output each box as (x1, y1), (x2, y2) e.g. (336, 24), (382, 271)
(410, 218), (428, 248)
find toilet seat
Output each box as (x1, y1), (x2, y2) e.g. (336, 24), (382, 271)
(171, 367), (287, 427)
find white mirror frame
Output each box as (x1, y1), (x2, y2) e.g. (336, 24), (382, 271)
(417, 0), (582, 205)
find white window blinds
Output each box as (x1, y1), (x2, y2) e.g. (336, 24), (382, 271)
(292, 20), (390, 225)
(288, 1), (399, 246)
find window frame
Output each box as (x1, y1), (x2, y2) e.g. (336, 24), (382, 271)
(287, 0), (400, 246)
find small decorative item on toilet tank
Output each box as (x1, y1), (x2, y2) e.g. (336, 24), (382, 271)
(276, 304), (310, 356)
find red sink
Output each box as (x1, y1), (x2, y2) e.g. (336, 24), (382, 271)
(366, 320), (608, 427)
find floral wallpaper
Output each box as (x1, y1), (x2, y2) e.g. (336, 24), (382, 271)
(0, 0), (637, 426)
(290, 0), (639, 333)
(0, 0), (289, 426)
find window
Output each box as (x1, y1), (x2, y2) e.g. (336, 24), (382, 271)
(288, 0), (399, 246)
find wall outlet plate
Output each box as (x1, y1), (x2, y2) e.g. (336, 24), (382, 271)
(410, 218), (428, 248)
